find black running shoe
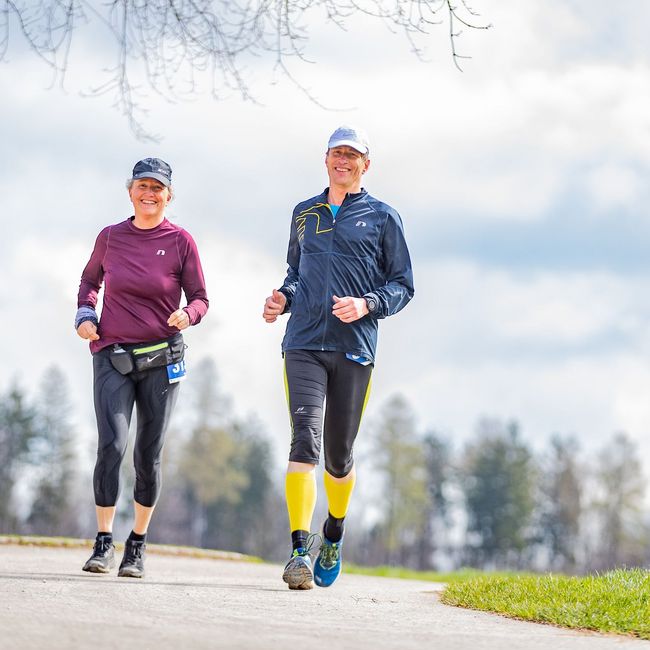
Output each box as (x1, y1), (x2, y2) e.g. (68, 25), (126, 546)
(118, 539), (146, 578)
(82, 534), (115, 574)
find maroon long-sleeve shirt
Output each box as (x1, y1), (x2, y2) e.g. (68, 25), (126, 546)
(77, 217), (209, 354)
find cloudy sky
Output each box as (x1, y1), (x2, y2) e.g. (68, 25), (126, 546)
(2, 1), (650, 469)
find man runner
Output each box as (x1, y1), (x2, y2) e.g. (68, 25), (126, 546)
(263, 125), (414, 589)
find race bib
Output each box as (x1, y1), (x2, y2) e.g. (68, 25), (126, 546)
(167, 360), (187, 383)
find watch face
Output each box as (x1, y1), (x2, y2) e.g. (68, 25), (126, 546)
(367, 298), (376, 312)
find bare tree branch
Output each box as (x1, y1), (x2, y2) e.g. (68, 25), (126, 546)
(1, 0), (490, 140)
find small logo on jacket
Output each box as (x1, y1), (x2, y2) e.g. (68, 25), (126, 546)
(156, 249), (166, 256)
(356, 220), (367, 227)
(295, 406), (306, 414)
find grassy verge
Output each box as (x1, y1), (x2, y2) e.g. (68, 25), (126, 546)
(345, 564), (526, 583)
(441, 569), (650, 640)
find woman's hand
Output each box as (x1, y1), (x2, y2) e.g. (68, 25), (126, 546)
(168, 309), (190, 330)
(77, 321), (100, 341)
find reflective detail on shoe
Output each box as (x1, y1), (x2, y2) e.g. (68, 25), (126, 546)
(314, 533), (343, 588)
(82, 535), (115, 574)
(118, 539), (146, 578)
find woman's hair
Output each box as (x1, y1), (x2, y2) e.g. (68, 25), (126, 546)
(126, 178), (174, 201)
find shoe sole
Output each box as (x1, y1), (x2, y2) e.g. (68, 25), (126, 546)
(82, 560), (115, 574)
(282, 562), (314, 590)
(118, 567), (144, 578)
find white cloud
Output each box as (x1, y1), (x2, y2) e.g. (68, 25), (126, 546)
(582, 162), (646, 213)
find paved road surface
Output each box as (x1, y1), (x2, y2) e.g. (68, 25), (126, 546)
(1, 544), (648, 649)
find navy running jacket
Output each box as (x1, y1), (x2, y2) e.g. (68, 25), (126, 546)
(279, 188), (414, 363)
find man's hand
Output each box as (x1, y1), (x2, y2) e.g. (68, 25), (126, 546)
(332, 295), (369, 323)
(168, 309), (190, 330)
(77, 321), (100, 341)
(263, 289), (287, 323)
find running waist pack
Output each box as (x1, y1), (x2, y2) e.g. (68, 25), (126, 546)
(109, 334), (185, 375)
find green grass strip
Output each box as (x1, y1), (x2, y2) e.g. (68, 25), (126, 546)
(441, 569), (650, 639)
(345, 564), (533, 583)
(346, 564), (479, 583)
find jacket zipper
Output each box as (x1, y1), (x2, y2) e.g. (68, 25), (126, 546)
(321, 200), (341, 350)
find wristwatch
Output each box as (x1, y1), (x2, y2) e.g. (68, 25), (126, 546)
(365, 295), (378, 314)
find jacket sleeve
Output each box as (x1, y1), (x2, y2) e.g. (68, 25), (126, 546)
(178, 230), (209, 325)
(77, 227), (109, 309)
(364, 210), (414, 319)
(279, 210), (300, 313)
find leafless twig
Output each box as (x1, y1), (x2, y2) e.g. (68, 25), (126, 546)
(1, 0), (490, 140)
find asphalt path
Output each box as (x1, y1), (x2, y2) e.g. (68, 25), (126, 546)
(1, 544), (648, 650)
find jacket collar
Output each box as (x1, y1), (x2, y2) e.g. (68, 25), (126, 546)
(321, 187), (368, 204)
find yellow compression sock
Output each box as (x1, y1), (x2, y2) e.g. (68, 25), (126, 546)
(324, 470), (356, 519)
(285, 471), (317, 533)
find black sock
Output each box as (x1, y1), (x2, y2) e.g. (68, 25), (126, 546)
(128, 530), (146, 543)
(97, 531), (113, 544)
(291, 530), (309, 552)
(324, 514), (345, 543)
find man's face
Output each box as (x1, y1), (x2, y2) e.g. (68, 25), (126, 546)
(325, 146), (370, 190)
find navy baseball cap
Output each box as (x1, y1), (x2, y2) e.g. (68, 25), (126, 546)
(131, 157), (172, 186)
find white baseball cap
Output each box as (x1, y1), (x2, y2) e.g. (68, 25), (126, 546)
(327, 125), (370, 155)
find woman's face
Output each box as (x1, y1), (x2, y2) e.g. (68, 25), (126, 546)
(129, 178), (171, 219)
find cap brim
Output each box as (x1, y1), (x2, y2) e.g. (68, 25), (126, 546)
(328, 139), (368, 155)
(132, 172), (171, 187)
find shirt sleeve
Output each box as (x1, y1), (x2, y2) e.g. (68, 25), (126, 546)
(279, 209), (301, 313)
(365, 209), (414, 319)
(178, 230), (209, 325)
(77, 227), (109, 309)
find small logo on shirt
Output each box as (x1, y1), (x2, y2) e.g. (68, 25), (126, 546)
(356, 220), (367, 227)
(295, 406), (305, 414)
(156, 249), (166, 256)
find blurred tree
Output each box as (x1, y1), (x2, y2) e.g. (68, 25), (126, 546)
(26, 366), (81, 537)
(416, 431), (452, 570)
(202, 417), (285, 557)
(180, 417), (249, 548)
(591, 432), (648, 570)
(537, 435), (582, 572)
(371, 394), (429, 566)
(0, 1), (490, 139)
(461, 419), (536, 569)
(0, 383), (37, 532)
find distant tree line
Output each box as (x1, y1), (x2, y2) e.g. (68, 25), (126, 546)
(1, 366), (649, 572)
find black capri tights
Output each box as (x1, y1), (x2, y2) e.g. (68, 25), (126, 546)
(92, 348), (180, 507)
(284, 350), (373, 478)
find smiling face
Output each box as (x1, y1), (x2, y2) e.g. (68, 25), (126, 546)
(128, 177), (172, 225)
(325, 146), (370, 194)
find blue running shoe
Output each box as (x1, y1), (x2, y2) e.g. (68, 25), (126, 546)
(282, 548), (314, 590)
(314, 533), (343, 588)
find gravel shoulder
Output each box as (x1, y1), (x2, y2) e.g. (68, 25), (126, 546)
(1, 544), (648, 650)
